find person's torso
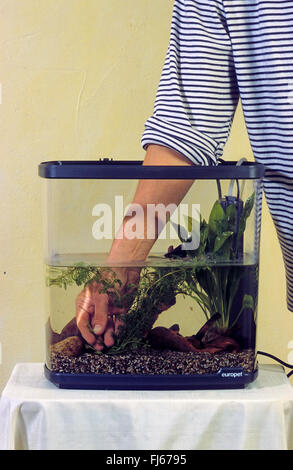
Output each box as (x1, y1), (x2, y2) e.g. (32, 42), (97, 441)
(224, 0), (293, 167)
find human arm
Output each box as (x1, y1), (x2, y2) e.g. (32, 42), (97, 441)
(76, 0), (240, 349)
(76, 144), (195, 350)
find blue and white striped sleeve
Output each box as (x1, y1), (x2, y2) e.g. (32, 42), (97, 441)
(141, 0), (240, 165)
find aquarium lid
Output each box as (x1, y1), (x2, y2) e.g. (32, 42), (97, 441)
(38, 159), (265, 180)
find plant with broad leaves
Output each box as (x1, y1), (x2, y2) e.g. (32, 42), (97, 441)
(169, 192), (256, 331)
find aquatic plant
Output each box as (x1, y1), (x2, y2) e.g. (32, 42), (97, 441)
(168, 192), (256, 331)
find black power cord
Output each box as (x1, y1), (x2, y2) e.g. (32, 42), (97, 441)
(257, 351), (293, 378)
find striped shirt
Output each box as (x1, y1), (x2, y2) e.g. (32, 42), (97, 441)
(141, 0), (293, 311)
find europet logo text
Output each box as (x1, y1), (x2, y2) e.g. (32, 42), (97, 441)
(92, 196), (200, 250)
(221, 372), (243, 378)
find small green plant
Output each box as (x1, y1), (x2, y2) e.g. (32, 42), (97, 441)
(47, 262), (105, 289)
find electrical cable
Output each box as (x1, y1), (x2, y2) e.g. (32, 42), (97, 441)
(257, 350), (293, 378)
(228, 158), (247, 199)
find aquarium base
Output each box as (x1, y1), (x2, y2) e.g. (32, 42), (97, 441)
(44, 364), (258, 390)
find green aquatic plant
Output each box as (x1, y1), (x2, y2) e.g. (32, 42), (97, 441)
(47, 262), (103, 289)
(108, 266), (182, 354)
(170, 192), (256, 331)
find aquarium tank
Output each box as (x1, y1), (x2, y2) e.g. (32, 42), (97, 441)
(39, 159), (265, 389)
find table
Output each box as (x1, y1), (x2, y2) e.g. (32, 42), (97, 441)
(1, 363), (293, 450)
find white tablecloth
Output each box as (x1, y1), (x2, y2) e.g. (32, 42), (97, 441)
(1, 363), (293, 450)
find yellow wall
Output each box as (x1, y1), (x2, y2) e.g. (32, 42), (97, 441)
(1, 0), (292, 392)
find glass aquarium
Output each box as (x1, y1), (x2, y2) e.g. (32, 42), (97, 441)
(39, 159), (265, 389)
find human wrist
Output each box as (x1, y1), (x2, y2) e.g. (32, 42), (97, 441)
(106, 238), (149, 264)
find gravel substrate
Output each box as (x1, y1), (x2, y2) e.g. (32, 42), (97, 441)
(50, 348), (255, 375)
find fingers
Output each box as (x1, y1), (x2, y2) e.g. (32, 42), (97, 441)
(75, 270), (138, 352)
(76, 287), (108, 349)
(91, 293), (109, 336)
(90, 317), (115, 351)
(88, 293), (114, 351)
(103, 318), (115, 348)
(75, 289), (96, 345)
(76, 309), (96, 345)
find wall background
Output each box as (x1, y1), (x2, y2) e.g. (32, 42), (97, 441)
(0, 0), (292, 392)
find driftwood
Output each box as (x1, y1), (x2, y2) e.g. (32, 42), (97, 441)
(147, 315), (240, 354)
(148, 326), (197, 352)
(47, 312), (241, 356)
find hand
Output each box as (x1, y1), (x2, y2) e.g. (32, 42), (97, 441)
(75, 267), (140, 351)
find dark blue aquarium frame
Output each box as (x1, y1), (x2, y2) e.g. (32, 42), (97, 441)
(38, 159), (265, 180)
(44, 364), (258, 390)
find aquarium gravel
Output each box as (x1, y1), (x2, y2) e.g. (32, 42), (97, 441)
(50, 348), (255, 375)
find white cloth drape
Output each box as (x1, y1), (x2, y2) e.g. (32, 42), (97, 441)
(1, 363), (293, 450)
